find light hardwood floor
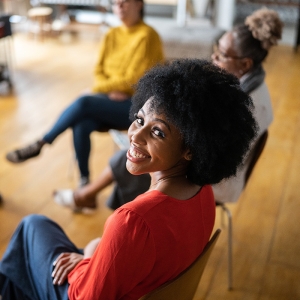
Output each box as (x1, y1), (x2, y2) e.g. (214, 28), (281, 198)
(0, 32), (300, 299)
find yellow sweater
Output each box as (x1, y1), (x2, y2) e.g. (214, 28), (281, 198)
(92, 21), (164, 96)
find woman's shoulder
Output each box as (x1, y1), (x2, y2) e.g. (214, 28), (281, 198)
(135, 22), (162, 40)
(120, 185), (214, 214)
(121, 190), (169, 212)
(250, 81), (269, 98)
(107, 22), (161, 42)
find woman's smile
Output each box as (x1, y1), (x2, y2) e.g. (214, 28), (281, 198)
(127, 146), (150, 161)
(126, 99), (191, 177)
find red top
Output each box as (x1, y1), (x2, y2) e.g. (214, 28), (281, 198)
(68, 186), (215, 300)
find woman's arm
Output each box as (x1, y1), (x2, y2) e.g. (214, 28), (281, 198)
(83, 237), (101, 258)
(67, 209), (155, 300)
(52, 237), (101, 285)
(52, 252), (84, 285)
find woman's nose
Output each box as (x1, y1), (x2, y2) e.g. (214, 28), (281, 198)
(129, 126), (147, 145)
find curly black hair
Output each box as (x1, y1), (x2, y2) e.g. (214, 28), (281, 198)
(130, 59), (258, 186)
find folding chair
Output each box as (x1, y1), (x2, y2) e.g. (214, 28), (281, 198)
(215, 130), (269, 290)
(139, 229), (221, 300)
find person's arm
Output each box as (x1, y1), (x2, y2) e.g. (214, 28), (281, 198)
(52, 253), (84, 285)
(51, 237), (101, 286)
(67, 208), (156, 300)
(108, 91), (131, 101)
(92, 29), (164, 96)
(83, 237), (101, 258)
(92, 33), (110, 85)
(250, 82), (273, 136)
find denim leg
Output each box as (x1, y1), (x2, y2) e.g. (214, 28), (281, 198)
(0, 215), (81, 300)
(43, 94), (132, 144)
(72, 119), (99, 177)
(69, 95), (132, 177)
(0, 273), (31, 300)
(43, 95), (91, 144)
(43, 94), (132, 177)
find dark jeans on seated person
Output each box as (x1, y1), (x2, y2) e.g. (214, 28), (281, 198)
(43, 94), (132, 178)
(0, 215), (82, 300)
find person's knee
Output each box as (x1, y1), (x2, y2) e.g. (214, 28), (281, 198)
(74, 94), (94, 110)
(73, 119), (100, 137)
(21, 214), (49, 229)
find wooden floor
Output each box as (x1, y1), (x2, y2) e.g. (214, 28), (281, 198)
(0, 32), (300, 299)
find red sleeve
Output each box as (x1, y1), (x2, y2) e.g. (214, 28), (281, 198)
(67, 208), (156, 300)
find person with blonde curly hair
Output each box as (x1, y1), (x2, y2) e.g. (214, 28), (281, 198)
(53, 7), (283, 211)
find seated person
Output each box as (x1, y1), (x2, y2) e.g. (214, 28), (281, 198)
(5, 0), (164, 187)
(0, 59), (257, 299)
(54, 7), (282, 210)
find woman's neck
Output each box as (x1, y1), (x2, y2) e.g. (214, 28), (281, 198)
(122, 17), (142, 28)
(149, 174), (187, 189)
(149, 172), (201, 200)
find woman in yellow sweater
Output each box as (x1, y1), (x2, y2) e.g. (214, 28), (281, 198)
(6, 0), (164, 187)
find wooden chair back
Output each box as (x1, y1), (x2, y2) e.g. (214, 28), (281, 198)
(139, 229), (221, 300)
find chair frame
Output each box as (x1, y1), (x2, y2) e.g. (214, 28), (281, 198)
(139, 229), (221, 300)
(215, 130), (269, 290)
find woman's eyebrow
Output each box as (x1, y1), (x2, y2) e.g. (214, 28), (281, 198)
(153, 118), (171, 132)
(141, 107), (171, 132)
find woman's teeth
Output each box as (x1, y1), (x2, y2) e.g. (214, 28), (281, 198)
(130, 148), (147, 158)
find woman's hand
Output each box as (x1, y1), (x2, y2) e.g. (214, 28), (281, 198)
(108, 91), (130, 101)
(84, 237), (101, 259)
(52, 252), (84, 285)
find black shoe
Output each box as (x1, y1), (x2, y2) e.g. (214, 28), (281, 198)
(6, 141), (44, 163)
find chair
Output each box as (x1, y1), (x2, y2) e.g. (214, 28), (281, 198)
(27, 6), (53, 41)
(108, 129), (130, 151)
(215, 130), (269, 290)
(139, 229), (221, 300)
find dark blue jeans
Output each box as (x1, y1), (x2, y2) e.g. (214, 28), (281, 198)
(0, 215), (81, 300)
(43, 94), (132, 178)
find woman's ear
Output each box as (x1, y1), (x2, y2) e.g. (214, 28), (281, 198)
(239, 57), (253, 75)
(183, 149), (192, 161)
(136, 0), (143, 14)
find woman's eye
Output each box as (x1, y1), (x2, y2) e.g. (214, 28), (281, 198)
(153, 128), (165, 138)
(134, 113), (144, 125)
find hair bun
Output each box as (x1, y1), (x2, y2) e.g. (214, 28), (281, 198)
(245, 7), (283, 50)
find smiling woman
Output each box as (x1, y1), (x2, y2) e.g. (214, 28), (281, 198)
(52, 7), (282, 211)
(129, 59), (258, 186)
(126, 102), (190, 180)
(0, 59), (257, 300)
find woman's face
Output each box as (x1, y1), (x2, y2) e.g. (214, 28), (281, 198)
(112, 0), (142, 26)
(126, 99), (190, 176)
(211, 32), (246, 78)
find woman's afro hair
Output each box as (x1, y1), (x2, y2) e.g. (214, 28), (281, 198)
(130, 59), (258, 186)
